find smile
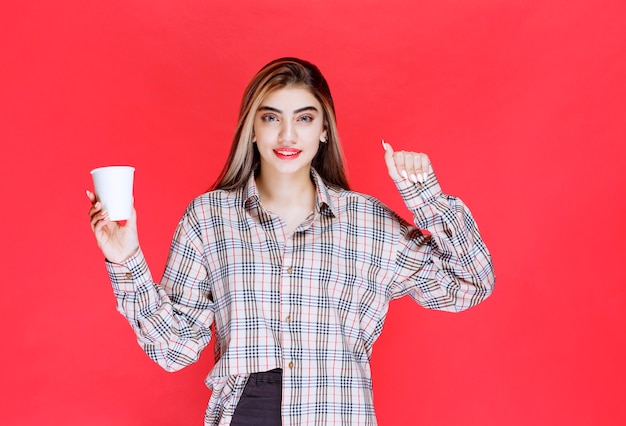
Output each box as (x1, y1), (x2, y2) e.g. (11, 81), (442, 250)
(274, 148), (301, 160)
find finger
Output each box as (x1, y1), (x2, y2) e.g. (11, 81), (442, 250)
(403, 153), (429, 184)
(420, 154), (431, 182)
(382, 140), (402, 181)
(86, 189), (97, 205)
(91, 210), (109, 232)
(394, 150), (409, 181)
(93, 218), (112, 241)
(411, 153), (426, 183)
(91, 209), (108, 226)
(88, 201), (103, 219)
(405, 153), (421, 184)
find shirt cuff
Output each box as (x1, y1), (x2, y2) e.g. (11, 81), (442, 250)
(105, 248), (151, 293)
(393, 172), (443, 211)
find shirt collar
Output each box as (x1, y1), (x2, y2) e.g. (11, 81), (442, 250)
(243, 168), (337, 217)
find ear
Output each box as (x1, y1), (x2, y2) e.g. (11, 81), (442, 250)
(321, 128), (328, 142)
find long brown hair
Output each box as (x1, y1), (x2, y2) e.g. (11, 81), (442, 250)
(211, 57), (350, 191)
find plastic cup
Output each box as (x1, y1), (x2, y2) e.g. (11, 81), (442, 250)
(90, 166), (135, 221)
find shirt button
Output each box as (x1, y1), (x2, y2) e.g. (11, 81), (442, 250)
(125, 272), (132, 279)
(288, 361), (294, 369)
(287, 267), (293, 274)
(285, 315), (291, 323)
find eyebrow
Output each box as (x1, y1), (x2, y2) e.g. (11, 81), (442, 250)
(257, 106), (319, 114)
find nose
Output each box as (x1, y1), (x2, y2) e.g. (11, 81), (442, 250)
(278, 121), (296, 144)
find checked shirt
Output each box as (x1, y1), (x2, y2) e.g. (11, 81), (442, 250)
(106, 168), (495, 425)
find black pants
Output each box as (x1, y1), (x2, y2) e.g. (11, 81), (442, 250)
(230, 369), (282, 426)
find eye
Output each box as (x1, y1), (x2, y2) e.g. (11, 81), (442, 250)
(261, 114), (278, 122)
(298, 115), (314, 123)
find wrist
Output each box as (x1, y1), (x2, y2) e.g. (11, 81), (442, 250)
(105, 246), (140, 265)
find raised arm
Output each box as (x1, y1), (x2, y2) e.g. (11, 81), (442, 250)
(382, 141), (495, 311)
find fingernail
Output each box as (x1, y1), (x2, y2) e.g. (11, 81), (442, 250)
(401, 170), (408, 180)
(86, 190), (91, 198)
(381, 139), (387, 151)
(410, 174), (418, 184)
(417, 173), (424, 183)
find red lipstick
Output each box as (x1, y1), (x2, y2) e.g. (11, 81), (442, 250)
(274, 148), (301, 160)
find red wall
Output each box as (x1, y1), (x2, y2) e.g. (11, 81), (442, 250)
(2, 1), (625, 424)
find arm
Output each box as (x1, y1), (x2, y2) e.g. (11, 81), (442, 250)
(382, 141), (495, 311)
(88, 192), (214, 371)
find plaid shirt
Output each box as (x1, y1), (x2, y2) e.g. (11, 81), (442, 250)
(107, 168), (494, 425)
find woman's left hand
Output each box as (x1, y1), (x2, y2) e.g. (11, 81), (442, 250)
(382, 140), (432, 184)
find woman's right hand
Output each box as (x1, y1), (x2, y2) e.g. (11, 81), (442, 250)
(87, 190), (140, 264)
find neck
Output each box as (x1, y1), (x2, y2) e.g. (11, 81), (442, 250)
(256, 168), (316, 209)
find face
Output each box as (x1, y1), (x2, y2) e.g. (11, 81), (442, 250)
(253, 86), (327, 178)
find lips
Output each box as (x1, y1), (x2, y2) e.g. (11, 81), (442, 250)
(274, 148), (301, 160)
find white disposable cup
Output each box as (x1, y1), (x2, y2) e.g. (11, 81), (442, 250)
(90, 166), (135, 221)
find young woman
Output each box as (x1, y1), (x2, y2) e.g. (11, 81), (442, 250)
(88, 57), (495, 426)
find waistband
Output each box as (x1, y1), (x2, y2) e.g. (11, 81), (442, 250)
(249, 368), (282, 384)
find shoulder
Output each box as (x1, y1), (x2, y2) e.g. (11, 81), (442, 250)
(182, 188), (244, 220)
(193, 188), (242, 207)
(173, 189), (245, 240)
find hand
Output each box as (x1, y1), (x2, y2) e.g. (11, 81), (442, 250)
(87, 190), (140, 264)
(382, 140), (432, 184)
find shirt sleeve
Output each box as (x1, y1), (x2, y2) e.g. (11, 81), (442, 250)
(387, 172), (495, 311)
(106, 201), (215, 371)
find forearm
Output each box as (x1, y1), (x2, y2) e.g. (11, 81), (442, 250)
(394, 175), (495, 311)
(106, 248), (213, 371)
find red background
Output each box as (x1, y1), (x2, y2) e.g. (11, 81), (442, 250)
(2, 1), (625, 425)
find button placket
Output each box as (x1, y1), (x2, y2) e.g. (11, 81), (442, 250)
(281, 237), (296, 375)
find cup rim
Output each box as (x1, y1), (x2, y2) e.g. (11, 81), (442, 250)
(90, 165), (135, 175)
